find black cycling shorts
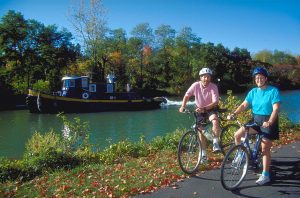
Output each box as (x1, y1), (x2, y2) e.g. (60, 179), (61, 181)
(248, 114), (279, 140)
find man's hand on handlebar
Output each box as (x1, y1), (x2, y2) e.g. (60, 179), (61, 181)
(195, 107), (206, 113)
(227, 113), (237, 120)
(179, 106), (185, 113)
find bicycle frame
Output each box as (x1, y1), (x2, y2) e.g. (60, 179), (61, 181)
(220, 117), (264, 190)
(241, 131), (263, 164)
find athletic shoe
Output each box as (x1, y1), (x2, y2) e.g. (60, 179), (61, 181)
(201, 156), (207, 164)
(256, 175), (270, 185)
(212, 142), (221, 153)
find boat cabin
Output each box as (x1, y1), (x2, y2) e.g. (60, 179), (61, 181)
(61, 75), (117, 99)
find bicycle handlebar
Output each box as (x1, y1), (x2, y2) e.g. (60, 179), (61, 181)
(226, 114), (261, 129)
(180, 107), (228, 114)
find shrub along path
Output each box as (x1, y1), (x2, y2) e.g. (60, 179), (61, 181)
(1, 130), (299, 197)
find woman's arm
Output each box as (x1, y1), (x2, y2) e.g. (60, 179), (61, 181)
(263, 102), (280, 128)
(233, 100), (249, 115)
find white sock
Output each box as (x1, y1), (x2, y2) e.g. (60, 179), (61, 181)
(213, 138), (219, 144)
(202, 150), (207, 157)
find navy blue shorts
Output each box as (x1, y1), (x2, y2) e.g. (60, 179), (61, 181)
(248, 114), (279, 140)
(196, 110), (217, 126)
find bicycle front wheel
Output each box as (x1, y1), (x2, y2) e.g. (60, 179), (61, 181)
(220, 124), (239, 155)
(220, 144), (249, 190)
(177, 130), (202, 174)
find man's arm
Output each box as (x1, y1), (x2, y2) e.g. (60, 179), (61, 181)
(203, 101), (219, 111)
(179, 95), (190, 112)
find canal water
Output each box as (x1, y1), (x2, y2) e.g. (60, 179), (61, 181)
(0, 89), (299, 159)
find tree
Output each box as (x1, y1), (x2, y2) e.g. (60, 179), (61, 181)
(106, 28), (128, 90)
(171, 27), (201, 94)
(253, 50), (273, 64)
(273, 50), (297, 65)
(0, 10), (80, 93)
(254, 49), (298, 65)
(154, 25), (176, 87)
(296, 55), (300, 65)
(0, 10), (28, 92)
(69, 0), (108, 82)
(130, 23), (154, 88)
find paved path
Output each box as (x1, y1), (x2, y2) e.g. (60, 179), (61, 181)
(136, 141), (300, 198)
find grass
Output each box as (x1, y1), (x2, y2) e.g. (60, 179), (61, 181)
(1, 128), (299, 197)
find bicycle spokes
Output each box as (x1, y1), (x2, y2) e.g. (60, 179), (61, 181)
(177, 130), (202, 174)
(220, 145), (249, 190)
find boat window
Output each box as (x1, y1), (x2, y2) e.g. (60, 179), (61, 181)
(89, 84), (96, 92)
(63, 79), (75, 88)
(81, 78), (89, 88)
(107, 84), (114, 93)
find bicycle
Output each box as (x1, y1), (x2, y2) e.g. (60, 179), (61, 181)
(177, 108), (239, 174)
(220, 116), (263, 190)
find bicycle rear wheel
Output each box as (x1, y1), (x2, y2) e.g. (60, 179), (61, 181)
(177, 130), (202, 174)
(220, 124), (239, 155)
(220, 144), (249, 190)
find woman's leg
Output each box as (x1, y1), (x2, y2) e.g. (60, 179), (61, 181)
(261, 138), (272, 172)
(256, 138), (272, 185)
(234, 126), (246, 145)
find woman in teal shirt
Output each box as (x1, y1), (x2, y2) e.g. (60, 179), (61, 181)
(230, 67), (281, 185)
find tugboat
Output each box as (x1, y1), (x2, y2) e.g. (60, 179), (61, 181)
(26, 74), (166, 113)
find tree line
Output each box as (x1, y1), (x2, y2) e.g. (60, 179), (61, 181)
(1, 9), (300, 106)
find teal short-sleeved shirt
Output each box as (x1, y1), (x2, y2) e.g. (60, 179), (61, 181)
(245, 85), (281, 116)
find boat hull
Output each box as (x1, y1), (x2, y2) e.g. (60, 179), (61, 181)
(26, 90), (165, 113)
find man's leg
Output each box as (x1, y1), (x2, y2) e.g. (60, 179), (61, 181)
(210, 114), (221, 152)
(199, 131), (207, 163)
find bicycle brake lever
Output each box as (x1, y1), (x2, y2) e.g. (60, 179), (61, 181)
(226, 114), (236, 120)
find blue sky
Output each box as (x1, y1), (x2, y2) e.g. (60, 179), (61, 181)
(1, 0), (300, 55)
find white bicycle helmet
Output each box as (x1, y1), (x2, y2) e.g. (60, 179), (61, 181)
(199, 68), (213, 76)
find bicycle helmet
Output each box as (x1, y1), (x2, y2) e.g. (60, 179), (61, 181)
(252, 67), (269, 77)
(199, 68), (213, 76)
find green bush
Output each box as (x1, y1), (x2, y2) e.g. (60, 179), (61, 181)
(0, 158), (40, 182)
(58, 114), (91, 153)
(21, 130), (80, 177)
(0, 115), (92, 182)
(99, 137), (149, 164)
(149, 129), (182, 152)
(24, 130), (63, 158)
(32, 80), (50, 93)
(279, 113), (294, 131)
(219, 90), (252, 124)
(74, 146), (100, 164)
